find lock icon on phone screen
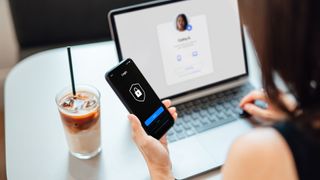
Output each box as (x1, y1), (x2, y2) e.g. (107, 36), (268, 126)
(134, 87), (142, 98)
(129, 83), (146, 102)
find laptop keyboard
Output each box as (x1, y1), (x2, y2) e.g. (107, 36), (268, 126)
(167, 83), (253, 143)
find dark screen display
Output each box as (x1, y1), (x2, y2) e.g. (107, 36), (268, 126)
(106, 59), (174, 139)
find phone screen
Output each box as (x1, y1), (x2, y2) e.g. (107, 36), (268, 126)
(106, 59), (174, 139)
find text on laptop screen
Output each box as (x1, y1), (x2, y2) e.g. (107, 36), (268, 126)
(114, 0), (246, 99)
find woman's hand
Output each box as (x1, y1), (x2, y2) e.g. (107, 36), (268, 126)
(239, 89), (295, 121)
(128, 99), (177, 180)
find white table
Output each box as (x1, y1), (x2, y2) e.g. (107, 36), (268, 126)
(5, 40), (260, 180)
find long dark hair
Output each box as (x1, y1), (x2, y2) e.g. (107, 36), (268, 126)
(239, 0), (320, 127)
(176, 14), (188, 30)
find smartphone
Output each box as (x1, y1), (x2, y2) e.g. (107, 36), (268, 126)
(105, 58), (174, 139)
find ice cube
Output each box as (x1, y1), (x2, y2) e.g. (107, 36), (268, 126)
(84, 99), (96, 109)
(73, 99), (86, 111)
(62, 98), (74, 108)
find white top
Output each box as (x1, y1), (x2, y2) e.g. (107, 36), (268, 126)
(5, 41), (260, 180)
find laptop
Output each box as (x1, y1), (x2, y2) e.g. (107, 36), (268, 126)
(108, 0), (253, 178)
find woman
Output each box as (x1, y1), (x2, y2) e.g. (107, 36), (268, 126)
(128, 0), (320, 179)
(176, 14), (188, 32)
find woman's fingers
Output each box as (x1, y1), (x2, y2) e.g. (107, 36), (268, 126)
(168, 107), (176, 115)
(172, 112), (178, 120)
(163, 99), (178, 120)
(128, 114), (148, 146)
(168, 107), (178, 120)
(162, 99), (172, 108)
(239, 90), (268, 107)
(161, 101), (177, 144)
(243, 103), (271, 119)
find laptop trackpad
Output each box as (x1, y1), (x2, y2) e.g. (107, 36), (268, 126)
(197, 119), (253, 166)
(169, 136), (214, 179)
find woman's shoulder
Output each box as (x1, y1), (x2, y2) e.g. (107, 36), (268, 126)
(222, 127), (298, 180)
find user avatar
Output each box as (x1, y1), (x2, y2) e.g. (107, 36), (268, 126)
(176, 14), (188, 32)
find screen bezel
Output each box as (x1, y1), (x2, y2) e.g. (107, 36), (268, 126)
(108, 0), (249, 100)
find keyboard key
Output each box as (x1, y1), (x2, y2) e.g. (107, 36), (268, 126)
(234, 107), (243, 114)
(179, 111), (185, 117)
(209, 95), (216, 100)
(184, 109), (192, 115)
(191, 119), (201, 127)
(167, 134), (177, 143)
(182, 122), (191, 130)
(201, 98), (209, 103)
(178, 104), (186, 110)
(193, 107), (200, 112)
(167, 129), (174, 136)
(208, 107), (217, 114)
(231, 100), (238, 106)
(185, 129), (196, 136)
(216, 105), (223, 111)
(167, 132), (177, 142)
(195, 124), (213, 133)
(200, 117), (210, 124)
(186, 102), (194, 107)
(216, 112), (224, 119)
(200, 110), (209, 117)
(192, 113), (200, 119)
(174, 125), (182, 133)
(194, 99), (201, 105)
(176, 119), (183, 125)
(184, 116), (192, 122)
(209, 116), (217, 122)
(223, 103), (232, 109)
(176, 131), (186, 140)
(217, 93), (224, 98)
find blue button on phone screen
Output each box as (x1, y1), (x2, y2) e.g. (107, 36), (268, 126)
(145, 106), (164, 126)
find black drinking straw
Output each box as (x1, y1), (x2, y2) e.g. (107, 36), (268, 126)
(67, 47), (76, 96)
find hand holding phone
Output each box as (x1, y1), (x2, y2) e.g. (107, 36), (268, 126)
(105, 58), (175, 139)
(127, 100), (176, 180)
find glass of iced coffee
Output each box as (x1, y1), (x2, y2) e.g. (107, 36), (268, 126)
(56, 85), (101, 159)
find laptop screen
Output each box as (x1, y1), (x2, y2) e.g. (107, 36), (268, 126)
(111, 0), (247, 99)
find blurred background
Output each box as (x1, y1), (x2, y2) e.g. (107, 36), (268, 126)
(0, 0), (154, 179)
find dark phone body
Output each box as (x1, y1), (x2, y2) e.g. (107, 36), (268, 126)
(105, 58), (174, 139)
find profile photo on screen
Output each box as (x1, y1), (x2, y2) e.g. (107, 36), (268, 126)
(176, 14), (188, 31)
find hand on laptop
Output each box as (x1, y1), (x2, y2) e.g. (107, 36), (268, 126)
(128, 99), (177, 180)
(239, 89), (295, 121)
